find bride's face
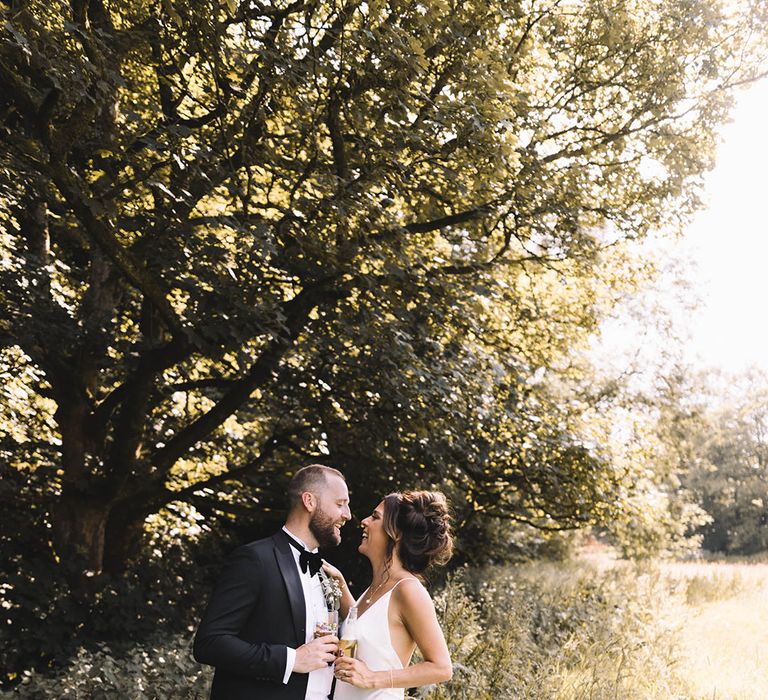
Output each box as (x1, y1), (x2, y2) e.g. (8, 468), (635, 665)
(359, 501), (387, 559)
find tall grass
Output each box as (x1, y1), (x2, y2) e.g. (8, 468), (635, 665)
(663, 559), (768, 605)
(414, 561), (693, 699)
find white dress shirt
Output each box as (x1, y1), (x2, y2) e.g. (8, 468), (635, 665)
(282, 527), (334, 700)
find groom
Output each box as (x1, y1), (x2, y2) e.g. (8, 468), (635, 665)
(194, 464), (352, 699)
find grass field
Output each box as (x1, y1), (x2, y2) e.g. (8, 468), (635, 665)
(665, 560), (768, 700)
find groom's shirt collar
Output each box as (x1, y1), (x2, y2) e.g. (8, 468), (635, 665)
(282, 526), (319, 553)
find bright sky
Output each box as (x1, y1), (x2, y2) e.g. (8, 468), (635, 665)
(680, 78), (768, 373)
(595, 77), (768, 378)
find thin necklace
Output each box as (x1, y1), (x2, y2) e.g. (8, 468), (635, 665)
(364, 576), (388, 605)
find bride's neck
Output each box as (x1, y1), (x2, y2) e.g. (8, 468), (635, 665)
(370, 557), (405, 585)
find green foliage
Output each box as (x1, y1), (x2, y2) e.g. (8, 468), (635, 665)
(9, 633), (211, 699)
(583, 363), (768, 560)
(563, 356), (715, 560)
(674, 369), (768, 555)
(0, 458), (229, 690)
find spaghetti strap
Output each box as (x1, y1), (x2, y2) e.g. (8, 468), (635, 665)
(390, 576), (420, 591)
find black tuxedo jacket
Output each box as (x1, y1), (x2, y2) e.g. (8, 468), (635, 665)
(193, 530), (312, 700)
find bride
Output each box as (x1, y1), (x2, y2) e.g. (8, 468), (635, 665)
(323, 490), (454, 699)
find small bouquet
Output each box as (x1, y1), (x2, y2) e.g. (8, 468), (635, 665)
(320, 571), (342, 611)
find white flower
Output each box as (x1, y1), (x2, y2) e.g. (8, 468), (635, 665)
(319, 571), (342, 611)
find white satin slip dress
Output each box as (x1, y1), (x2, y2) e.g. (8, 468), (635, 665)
(333, 577), (420, 700)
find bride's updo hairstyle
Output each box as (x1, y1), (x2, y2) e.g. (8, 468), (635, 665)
(382, 491), (454, 576)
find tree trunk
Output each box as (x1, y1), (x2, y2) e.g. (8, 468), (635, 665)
(53, 494), (111, 574)
(53, 395), (112, 578)
(102, 502), (148, 576)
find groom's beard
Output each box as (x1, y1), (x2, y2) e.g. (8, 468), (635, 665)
(309, 508), (341, 548)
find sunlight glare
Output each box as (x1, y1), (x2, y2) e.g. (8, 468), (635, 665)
(683, 78), (768, 372)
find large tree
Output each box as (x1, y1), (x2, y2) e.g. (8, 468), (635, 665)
(1, 0), (766, 586)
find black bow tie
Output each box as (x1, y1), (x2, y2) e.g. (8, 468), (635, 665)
(285, 534), (324, 577)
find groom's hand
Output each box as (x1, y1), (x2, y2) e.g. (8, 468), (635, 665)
(294, 635), (339, 673)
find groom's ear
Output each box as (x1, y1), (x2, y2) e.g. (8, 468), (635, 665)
(301, 491), (317, 512)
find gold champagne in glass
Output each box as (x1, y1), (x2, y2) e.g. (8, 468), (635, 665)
(338, 638), (358, 659)
(339, 605), (358, 659)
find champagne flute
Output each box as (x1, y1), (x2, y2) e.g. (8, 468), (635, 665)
(315, 609), (339, 666)
(338, 605), (358, 659)
(314, 609), (339, 638)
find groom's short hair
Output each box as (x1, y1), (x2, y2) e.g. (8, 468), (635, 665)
(287, 464), (345, 510)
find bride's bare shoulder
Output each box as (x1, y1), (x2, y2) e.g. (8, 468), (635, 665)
(392, 577), (431, 606)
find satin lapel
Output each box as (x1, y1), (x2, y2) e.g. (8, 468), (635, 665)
(274, 532), (306, 646)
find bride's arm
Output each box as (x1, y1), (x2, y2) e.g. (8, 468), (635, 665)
(334, 581), (452, 689)
(387, 581), (452, 687)
(321, 561), (355, 618)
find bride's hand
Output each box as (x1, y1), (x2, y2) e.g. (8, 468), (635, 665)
(321, 560), (345, 586)
(333, 656), (376, 689)
(321, 560), (354, 617)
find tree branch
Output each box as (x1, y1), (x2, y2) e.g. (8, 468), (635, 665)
(326, 91), (348, 182)
(164, 424), (310, 504)
(367, 204), (495, 246)
(149, 282), (346, 475)
(48, 160), (189, 342)
(90, 335), (191, 435)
